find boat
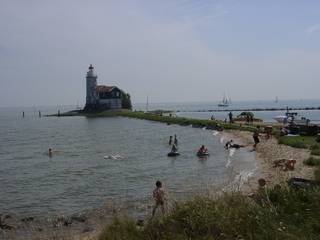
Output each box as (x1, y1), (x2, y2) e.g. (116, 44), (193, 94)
(274, 111), (310, 125)
(167, 151), (180, 157)
(274, 115), (288, 124)
(218, 93), (230, 107)
(197, 151), (210, 157)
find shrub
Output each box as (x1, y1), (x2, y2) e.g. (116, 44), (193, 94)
(99, 217), (142, 240)
(310, 144), (320, 150)
(311, 148), (320, 156)
(304, 157), (320, 166)
(315, 167), (320, 182)
(278, 137), (307, 148)
(99, 186), (320, 240)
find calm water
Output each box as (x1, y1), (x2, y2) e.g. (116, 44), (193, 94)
(2, 99), (320, 218)
(0, 107), (255, 218)
(135, 99), (320, 123)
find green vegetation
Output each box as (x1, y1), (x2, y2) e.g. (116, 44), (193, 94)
(310, 144), (320, 156)
(121, 93), (132, 110)
(117, 111), (257, 132)
(304, 156), (320, 166)
(99, 185), (320, 240)
(311, 149), (320, 156)
(48, 109), (277, 135)
(315, 168), (320, 182)
(278, 136), (317, 149)
(239, 111), (254, 117)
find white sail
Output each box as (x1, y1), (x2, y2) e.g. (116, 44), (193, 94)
(218, 93), (231, 107)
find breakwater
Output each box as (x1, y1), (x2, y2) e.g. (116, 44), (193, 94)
(176, 106), (320, 113)
(47, 109), (269, 133)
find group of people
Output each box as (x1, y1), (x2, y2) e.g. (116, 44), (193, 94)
(226, 126), (260, 151)
(154, 125), (264, 217)
(168, 135), (210, 156)
(168, 135), (178, 153)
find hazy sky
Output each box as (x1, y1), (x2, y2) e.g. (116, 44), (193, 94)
(1, 0), (320, 107)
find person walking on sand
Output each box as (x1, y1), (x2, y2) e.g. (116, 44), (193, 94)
(152, 181), (165, 217)
(253, 126), (261, 150)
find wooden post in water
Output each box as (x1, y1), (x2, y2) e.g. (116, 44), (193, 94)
(38, 111), (41, 118)
(22, 111), (25, 118)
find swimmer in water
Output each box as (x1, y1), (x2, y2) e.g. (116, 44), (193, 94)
(225, 140), (245, 149)
(48, 148), (52, 157)
(225, 140), (233, 149)
(198, 145), (208, 154)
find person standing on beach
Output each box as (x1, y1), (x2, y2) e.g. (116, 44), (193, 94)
(246, 115), (250, 125)
(228, 112), (233, 123)
(152, 181), (165, 217)
(253, 126), (260, 150)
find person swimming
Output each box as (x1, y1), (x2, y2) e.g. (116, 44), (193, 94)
(48, 148), (53, 157)
(225, 140), (245, 149)
(198, 145), (208, 154)
(225, 140), (233, 149)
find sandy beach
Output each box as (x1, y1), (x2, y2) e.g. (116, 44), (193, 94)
(223, 129), (315, 193)
(80, 129), (317, 240)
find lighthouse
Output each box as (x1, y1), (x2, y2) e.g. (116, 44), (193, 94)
(82, 64), (132, 111)
(85, 64), (98, 110)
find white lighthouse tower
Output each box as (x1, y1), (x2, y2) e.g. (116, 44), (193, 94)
(84, 64), (98, 110)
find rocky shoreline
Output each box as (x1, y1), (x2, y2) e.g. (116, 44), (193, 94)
(0, 207), (113, 240)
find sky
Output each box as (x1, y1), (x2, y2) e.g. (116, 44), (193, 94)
(1, 0), (320, 107)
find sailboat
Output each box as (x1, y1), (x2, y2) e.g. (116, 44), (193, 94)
(146, 96), (149, 113)
(218, 93), (230, 107)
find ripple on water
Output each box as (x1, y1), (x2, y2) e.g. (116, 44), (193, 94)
(0, 116), (256, 217)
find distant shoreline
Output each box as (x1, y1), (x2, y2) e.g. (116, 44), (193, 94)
(175, 106), (320, 112)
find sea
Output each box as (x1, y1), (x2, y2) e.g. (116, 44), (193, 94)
(1, 99), (320, 221)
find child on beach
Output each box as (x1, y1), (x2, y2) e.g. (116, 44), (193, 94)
(253, 126), (260, 150)
(152, 181), (165, 217)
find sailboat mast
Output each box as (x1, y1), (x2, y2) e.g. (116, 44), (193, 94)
(146, 96), (149, 112)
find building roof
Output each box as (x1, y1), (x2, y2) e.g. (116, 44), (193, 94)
(96, 85), (117, 93)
